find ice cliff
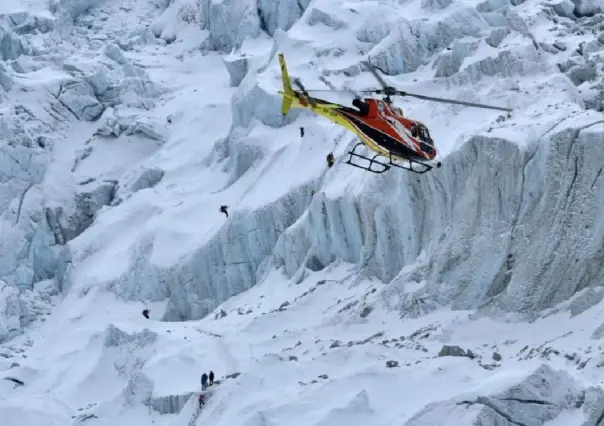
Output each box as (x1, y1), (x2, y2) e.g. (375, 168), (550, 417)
(2, 0), (604, 341)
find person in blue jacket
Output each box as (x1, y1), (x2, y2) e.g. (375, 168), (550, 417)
(201, 373), (208, 390)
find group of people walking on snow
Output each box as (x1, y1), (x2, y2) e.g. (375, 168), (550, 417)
(198, 370), (215, 408)
(201, 371), (214, 390)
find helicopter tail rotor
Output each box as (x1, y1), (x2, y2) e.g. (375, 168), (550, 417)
(293, 77), (318, 107)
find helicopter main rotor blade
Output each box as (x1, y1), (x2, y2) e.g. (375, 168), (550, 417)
(397, 91), (512, 112)
(363, 60), (390, 91)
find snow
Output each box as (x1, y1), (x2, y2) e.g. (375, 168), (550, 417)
(1, 0), (604, 425)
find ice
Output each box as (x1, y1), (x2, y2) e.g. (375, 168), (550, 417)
(0, 0), (604, 425)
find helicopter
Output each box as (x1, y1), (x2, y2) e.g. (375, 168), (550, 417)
(277, 53), (513, 174)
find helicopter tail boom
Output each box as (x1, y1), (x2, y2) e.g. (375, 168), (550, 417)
(278, 53), (295, 115)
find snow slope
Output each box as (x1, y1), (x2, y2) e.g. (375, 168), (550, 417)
(1, 0), (604, 424)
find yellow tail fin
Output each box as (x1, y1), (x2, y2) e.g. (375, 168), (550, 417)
(278, 53), (294, 115)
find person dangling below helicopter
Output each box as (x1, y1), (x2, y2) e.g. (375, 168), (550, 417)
(326, 153), (334, 168)
(219, 205), (229, 217)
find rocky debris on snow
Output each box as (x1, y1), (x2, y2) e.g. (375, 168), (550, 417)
(492, 352), (502, 361)
(149, 391), (195, 414)
(3, 376), (24, 386)
(282, 340), (303, 352)
(405, 364), (582, 425)
(386, 360), (399, 368)
(359, 305), (373, 318)
(269, 301), (290, 313)
(438, 345), (476, 359)
(224, 372), (241, 380)
(70, 413), (98, 423)
(328, 332), (389, 351)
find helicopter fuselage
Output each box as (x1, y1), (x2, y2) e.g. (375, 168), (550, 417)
(280, 89), (437, 162)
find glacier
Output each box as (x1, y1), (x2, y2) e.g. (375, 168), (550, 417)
(0, 0), (604, 425)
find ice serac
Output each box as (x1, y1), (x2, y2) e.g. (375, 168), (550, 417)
(0, 280), (21, 343)
(112, 181), (315, 321)
(404, 364), (581, 425)
(150, 392), (194, 414)
(273, 118), (604, 315)
(368, 8), (488, 75)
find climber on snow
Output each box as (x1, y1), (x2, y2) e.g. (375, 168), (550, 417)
(219, 205), (229, 218)
(198, 393), (205, 408)
(300, 127), (305, 138)
(201, 372), (208, 390)
(209, 370), (214, 386)
(326, 152), (334, 168)
(142, 308), (150, 319)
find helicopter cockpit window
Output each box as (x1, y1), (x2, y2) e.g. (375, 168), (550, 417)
(418, 125), (432, 144)
(411, 125), (418, 138)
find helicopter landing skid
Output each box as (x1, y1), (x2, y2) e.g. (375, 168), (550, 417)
(345, 142), (439, 174)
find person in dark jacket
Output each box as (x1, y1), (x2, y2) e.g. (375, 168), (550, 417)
(326, 153), (334, 168)
(201, 373), (208, 390)
(219, 205), (229, 218)
(198, 393), (205, 408)
(142, 309), (150, 319)
(209, 370), (214, 386)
